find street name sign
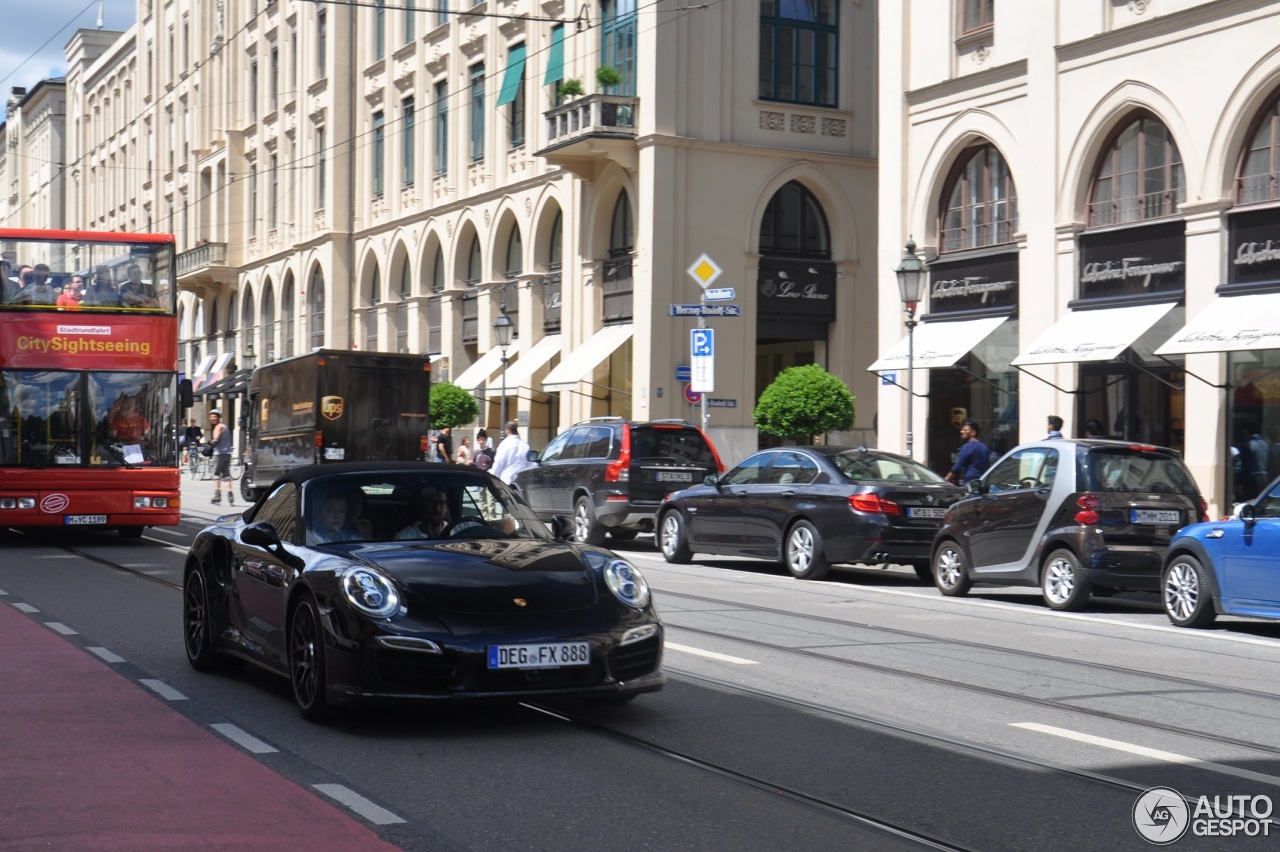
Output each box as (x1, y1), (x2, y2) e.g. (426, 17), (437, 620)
(675, 365), (692, 382)
(668, 304), (742, 318)
(704, 287), (735, 302)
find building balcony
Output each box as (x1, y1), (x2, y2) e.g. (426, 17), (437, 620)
(176, 241), (238, 293)
(536, 94), (639, 176)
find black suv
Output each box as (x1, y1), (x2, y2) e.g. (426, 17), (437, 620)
(931, 439), (1207, 610)
(513, 418), (724, 545)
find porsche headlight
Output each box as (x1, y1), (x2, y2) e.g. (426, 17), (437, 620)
(341, 567), (401, 619)
(603, 559), (650, 609)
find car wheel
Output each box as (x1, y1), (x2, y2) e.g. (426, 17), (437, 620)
(239, 474), (256, 504)
(785, 520), (830, 581)
(184, 565), (232, 671)
(609, 529), (639, 542)
(1163, 554), (1217, 628)
(659, 511), (692, 564)
(933, 542), (971, 596)
(1041, 548), (1091, 611)
(573, 497), (606, 546)
(289, 593), (339, 723)
(117, 526), (145, 539)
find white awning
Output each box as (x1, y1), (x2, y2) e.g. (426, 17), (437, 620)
(488, 334), (561, 393)
(210, 351), (235, 375)
(189, 354), (216, 379)
(452, 345), (512, 391)
(867, 317), (1008, 372)
(542, 324), (633, 393)
(1155, 293), (1280, 355)
(429, 353), (445, 364)
(1011, 302), (1177, 366)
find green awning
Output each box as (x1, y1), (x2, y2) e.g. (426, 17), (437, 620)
(497, 43), (527, 106)
(543, 25), (565, 85)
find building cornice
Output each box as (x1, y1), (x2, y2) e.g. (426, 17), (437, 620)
(905, 60), (1028, 108)
(638, 133), (877, 171)
(1056, 0), (1278, 65)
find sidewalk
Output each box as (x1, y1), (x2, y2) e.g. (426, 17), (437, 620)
(0, 476), (401, 850)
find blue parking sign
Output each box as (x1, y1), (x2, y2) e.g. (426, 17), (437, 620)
(691, 328), (714, 357)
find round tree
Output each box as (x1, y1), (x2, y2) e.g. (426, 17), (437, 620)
(753, 365), (854, 442)
(429, 381), (480, 430)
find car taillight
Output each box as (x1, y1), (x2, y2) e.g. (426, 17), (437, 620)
(1198, 497), (1208, 523)
(605, 424), (632, 482)
(850, 493), (901, 515)
(1074, 493), (1099, 525)
(315, 431), (324, 447)
(700, 428), (726, 474)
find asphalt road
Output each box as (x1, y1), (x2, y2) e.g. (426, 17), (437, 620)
(4, 504), (1280, 851)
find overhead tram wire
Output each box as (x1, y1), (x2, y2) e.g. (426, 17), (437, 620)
(0, 0), (99, 91)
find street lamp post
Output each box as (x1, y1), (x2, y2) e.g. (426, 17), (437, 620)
(894, 238), (927, 460)
(493, 303), (513, 429)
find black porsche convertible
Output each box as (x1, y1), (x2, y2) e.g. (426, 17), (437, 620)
(182, 462), (665, 721)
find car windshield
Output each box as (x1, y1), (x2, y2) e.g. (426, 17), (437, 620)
(303, 470), (551, 547)
(1082, 448), (1199, 496)
(831, 450), (946, 484)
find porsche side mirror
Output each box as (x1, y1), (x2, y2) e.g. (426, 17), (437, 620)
(1240, 503), (1257, 526)
(242, 521), (283, 549)
(548, 514), (574, 541)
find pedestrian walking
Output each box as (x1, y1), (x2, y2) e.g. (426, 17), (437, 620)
(455, 436), (473, 465)
(945, 419), (991, 487)
(209, 409), (235, 506)
(490, 421), (534, 485)
(472, 430), (495, 473)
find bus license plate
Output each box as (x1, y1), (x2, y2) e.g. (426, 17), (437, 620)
(65, 515), (108, 525)
(1132, 509), (1180, 524)
(487, 642), (590, 670)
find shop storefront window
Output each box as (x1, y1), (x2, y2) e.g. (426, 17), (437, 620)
(1228, 350), (1280, 505)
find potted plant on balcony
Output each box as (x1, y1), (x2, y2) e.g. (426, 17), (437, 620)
(595, 66), (623, 90)
(557, 78), (585, 100)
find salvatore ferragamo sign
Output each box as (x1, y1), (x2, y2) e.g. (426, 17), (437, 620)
(926, 251), (1018, 315)
(1077, 220), (1185, 300)
(1228, 207), (1280, 289)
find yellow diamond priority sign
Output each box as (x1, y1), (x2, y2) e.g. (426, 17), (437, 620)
(687, 253), (723, 290)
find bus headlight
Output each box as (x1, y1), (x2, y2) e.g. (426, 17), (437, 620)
(133, 496), (171, 509)
(0, 498), (35, 510)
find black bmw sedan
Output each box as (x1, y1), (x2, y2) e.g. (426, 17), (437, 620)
(657, 447), (963, 581)
(182, 462), (664, 721)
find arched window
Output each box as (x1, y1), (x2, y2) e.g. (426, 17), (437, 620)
(467, 235), (482, 285)
(263, 280), (277, 363)
(1088, 113), (1185, 227)
(365, 265), (380, 350)
(1238, 89), (1280, 205)
(282, 274), (296, 357)
(309, 268), (326, 349)
(431, 247), (445, 293)
(940, 144), (1018, 253)
(760, 180), (829, 257)
(506, 227), (523, 277)
(549, 210), (563, 269)
(504, 227), (522, 339)
(603, 192), (634, 323)
(396, 260), (410, 352)
(241, 287), (255, 360)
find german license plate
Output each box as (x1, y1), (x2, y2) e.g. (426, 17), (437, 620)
(655, 471), (692, 483)
(487, 642), (590, 670)
(1132, 509), (1180, 524)
(324, 448), (345, 460)
(65, 515), (108, 525)
(908, 507), (947, 519)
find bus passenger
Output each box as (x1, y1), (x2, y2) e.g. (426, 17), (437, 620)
(25, 265), (59, 305)
(120, 264), (158, 308)
(84, 266), (122, 307)
(57, 276), (84, 308)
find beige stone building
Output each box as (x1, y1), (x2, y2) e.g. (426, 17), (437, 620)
(6, 0), (881, 464)
(878, 0), (1280, 514)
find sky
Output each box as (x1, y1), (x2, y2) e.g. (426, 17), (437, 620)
(0, 0), (136, 100)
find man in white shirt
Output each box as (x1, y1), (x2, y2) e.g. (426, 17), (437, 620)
(490, 421), (534, 485)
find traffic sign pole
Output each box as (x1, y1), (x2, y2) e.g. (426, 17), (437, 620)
(700, 294), (707, 431)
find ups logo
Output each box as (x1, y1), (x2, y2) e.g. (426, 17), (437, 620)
(321, 395), (345, 421)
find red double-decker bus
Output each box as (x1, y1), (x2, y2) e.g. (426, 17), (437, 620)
(0, 229), (185, 536)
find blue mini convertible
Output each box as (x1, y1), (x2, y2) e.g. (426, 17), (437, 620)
(1161, 478), (1280, 628)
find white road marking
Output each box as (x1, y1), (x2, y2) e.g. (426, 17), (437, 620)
(1012, 722), (1280, 788)
(0, 587), (7, 595)
(313, 783), (407, 825)
(665, 642), (758, 665)
(44, 622), (78, 635)
(11, 603), (38, 613)
(148, 527), (186, 537)
(139, 679), (188, 701)
(210, 723), (279, 754)
(88, 647), (125, 663)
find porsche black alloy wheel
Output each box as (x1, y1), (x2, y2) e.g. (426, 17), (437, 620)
(184, 566), (229, 671)
(289, 594), (338, 723)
